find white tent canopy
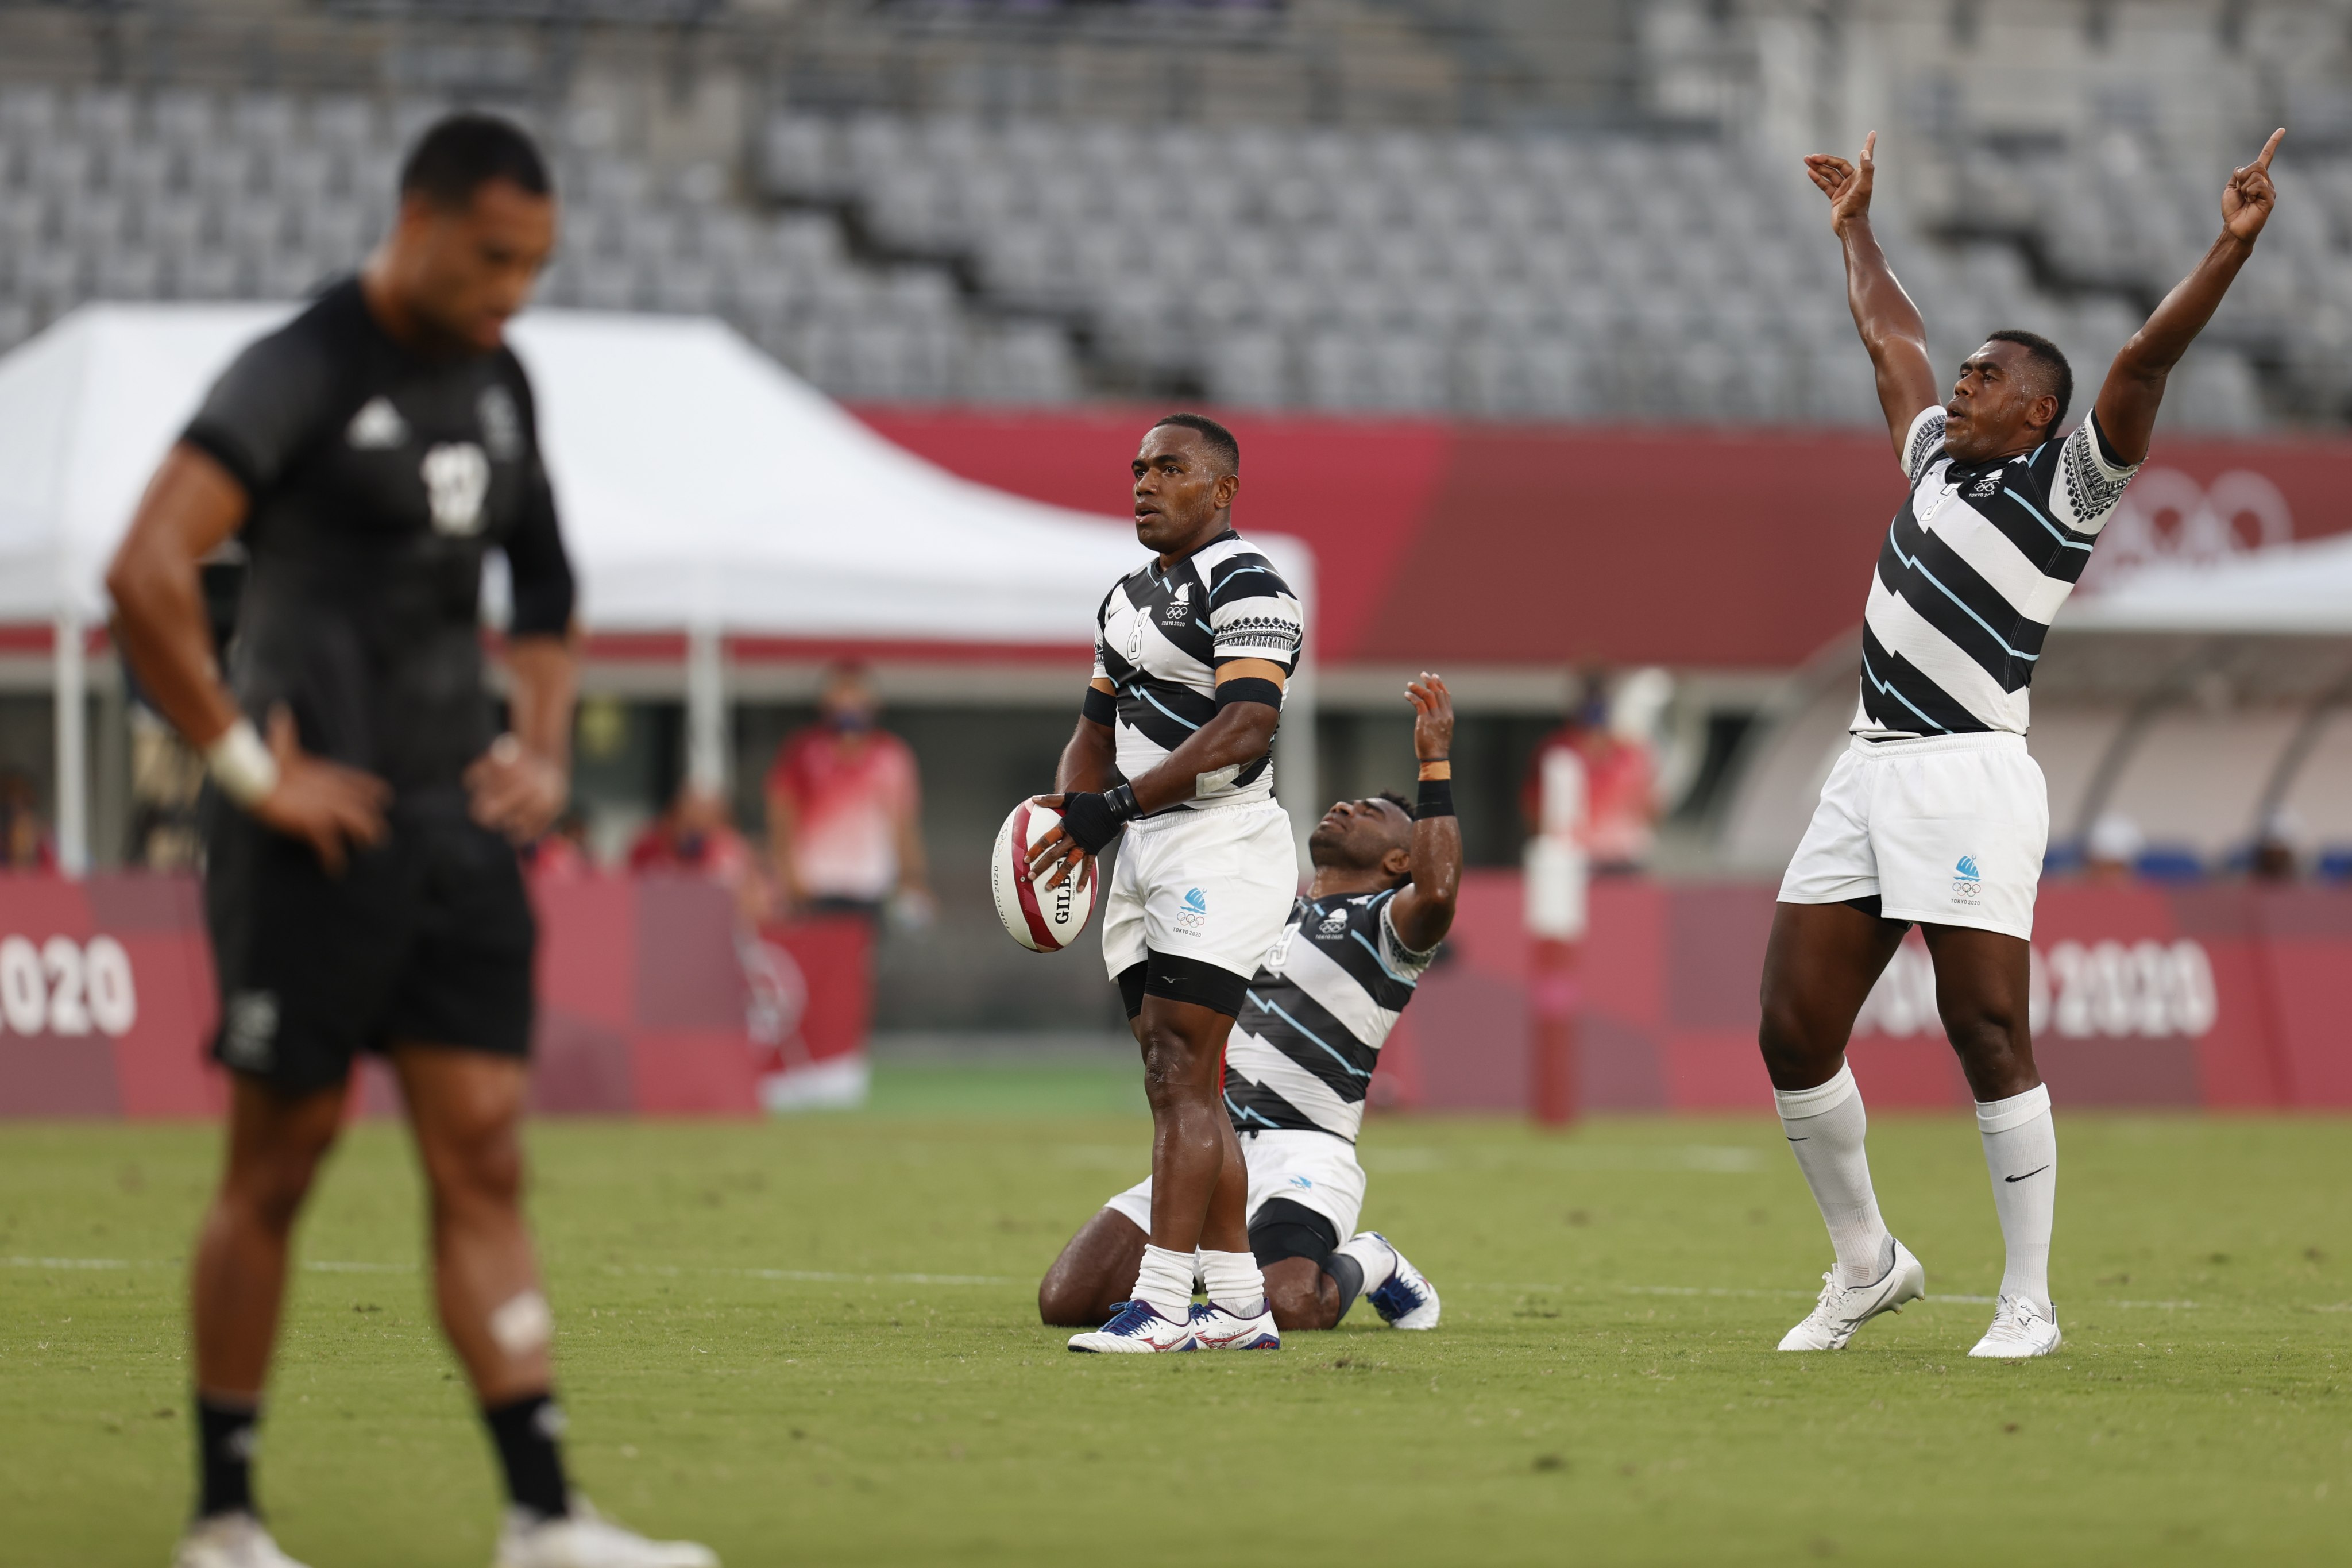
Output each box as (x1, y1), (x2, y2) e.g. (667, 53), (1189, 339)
(0, 304), (1316, 868)
(2063, 534), (2352, 635)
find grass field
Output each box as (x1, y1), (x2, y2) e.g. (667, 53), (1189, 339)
(4, 1061), (2350, 1567)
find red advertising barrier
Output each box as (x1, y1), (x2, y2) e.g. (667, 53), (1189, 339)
(1376, 872), (2352, 1114)
(0, 873), (774, 1119)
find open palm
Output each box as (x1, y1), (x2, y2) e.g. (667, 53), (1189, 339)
(1803, 131), (1879, 236)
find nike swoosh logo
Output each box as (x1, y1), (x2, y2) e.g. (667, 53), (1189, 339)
(2003, 1165), (2052, 1183)
(1785, 1136), (1809, 1142)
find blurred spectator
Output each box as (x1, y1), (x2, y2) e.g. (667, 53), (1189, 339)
(523, 810), (596, 882)
(2084, 812), (2145, 883)
(764, 662), (932, 924)
(127, 704), (206, 871)
(1521, 674), (1659, 874)
(2250, 809), (2303, 883)
(0, 771), (54, 872)
(629, 785), (770, 924)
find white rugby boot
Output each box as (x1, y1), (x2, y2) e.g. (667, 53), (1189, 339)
(1356, 1233), (1441, 1330)
(169, 1513), (311, 1568)
(494, 1499), (717, 1568)
(1968, 1294), (2063, 1359)
(1189, 1298), (1281, 1350)
(1067, 1299), (1197, 1354)
(1777, 1238), (1926, 1351)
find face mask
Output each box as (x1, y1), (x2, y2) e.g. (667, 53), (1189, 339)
(830, 709), (875, 733)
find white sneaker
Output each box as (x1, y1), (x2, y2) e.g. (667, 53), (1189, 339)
(1777, 1239), (1926, 1351)
(1189, 1298), (1280, 1350)
(170, 1514), (311, 1568)
(494, 1499), (717, 1568)
(1968, 1294), (2062, 1358)
(1067, 1299), (1196, 1354)
(1357, 1233), (1441, 1330)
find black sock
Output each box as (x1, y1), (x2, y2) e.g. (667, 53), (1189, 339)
(1327, 1252), (1366, 1323)
(195, 1393), (260, 1519)
(484, 1393), (572, 1521)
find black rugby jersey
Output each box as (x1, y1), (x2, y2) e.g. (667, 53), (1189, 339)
(1091, 530), (1303, 812)
(1222, 888), (1436, 1142)
(1855, 405), (2139, 740)
(182, 279), (575, 795)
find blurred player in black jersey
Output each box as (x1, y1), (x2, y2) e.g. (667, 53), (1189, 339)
(107, 114), (713, 1568)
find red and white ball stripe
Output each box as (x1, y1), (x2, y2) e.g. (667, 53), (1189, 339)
(991, 799), (1100, 953)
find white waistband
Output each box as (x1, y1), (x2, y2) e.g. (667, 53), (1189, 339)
(1849, 731), (2027, 759)
(1126, 795), (1287, 830)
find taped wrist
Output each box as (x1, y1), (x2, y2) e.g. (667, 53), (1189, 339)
(1082, 685), (1116, 727)
(1059, 782), (1138, 853)
(1215, 677), (1284, 712)
(206, 717), (280, 809)
(1416, 778), (1455, 819)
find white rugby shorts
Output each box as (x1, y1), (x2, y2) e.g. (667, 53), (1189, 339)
(1103, 1127), (1368, 1242)
(1779, 731), (2049, 940)
(1100, 798), (1298, 983)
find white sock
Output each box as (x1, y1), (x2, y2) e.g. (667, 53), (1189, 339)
(1774, 1060), (1894, 1288)
(1196, 1249), (1266, 1315)
(1132, 1244), (1196, 1320)
(1335, 1234), (1399, 1293)
(1977, 1084), (2056, 1316)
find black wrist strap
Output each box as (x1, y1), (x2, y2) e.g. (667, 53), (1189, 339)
(1416, 778), (1455, 820)
(1104, 782), (1139, 822)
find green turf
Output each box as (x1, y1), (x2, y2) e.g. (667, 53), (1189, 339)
(3, 1099), (2350, 1567)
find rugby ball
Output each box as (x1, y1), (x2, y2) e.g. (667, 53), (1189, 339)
(991, 799), (1098, 953)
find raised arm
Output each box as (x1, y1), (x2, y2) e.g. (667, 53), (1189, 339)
(2095, 129), (2283, 466)
(1805, 132), (1942, 463)
(1387, 673), (1461, 954)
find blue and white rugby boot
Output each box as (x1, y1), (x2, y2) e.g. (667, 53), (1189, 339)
(1189, 1298), (1280, 1350)
(1067, 1300), (1197, 1354)
(1354, 1233), (1441, 1330)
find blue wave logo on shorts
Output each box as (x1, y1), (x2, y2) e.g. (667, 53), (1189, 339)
(1289, 1175), (1314, 1190)
(1952, 855), (1983, 906)
(1183, 887), (1208, 913)
(1955, 855), (1981, 882)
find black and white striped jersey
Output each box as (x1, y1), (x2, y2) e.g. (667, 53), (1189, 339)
(1854, 405), (2141, 740)
(1092, 530), (1303, 811)
(1223, 889), (1436, 1143)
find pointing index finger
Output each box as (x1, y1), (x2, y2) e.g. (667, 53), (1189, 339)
(1860, 130), (1877, 164)
(2252, 127), (2285, 174)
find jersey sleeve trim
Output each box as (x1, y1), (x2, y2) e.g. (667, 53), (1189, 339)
(1374, 894), (1440, 981)
(2052, 412), (2141, 536)
(1901, 405), (1948, 486)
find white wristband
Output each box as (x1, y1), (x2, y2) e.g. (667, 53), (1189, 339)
(206, 718), (280, 809)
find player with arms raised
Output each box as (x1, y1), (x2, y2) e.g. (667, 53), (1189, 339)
(1762, 129), (2284, 1358)
(1029, 413), (1303, 1353)
(1038, 676), (1459, 1335)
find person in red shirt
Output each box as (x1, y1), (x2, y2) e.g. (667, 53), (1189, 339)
(1521, 679), (1659, 875)
(627, 785), (769, 925)
(763, 662), (930, 921)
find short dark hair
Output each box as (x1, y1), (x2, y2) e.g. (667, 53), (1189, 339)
(1151, 411), (1240, 475)
(1373, 790), (1415, 882)
(1984, 329), (2073, 431)
(399, 112), (552, 209)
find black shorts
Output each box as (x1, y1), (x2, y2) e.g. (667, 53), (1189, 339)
(1248, 1196), (1340, 1270)
(203, 790), (536, 1095)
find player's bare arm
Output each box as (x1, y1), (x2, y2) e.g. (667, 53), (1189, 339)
(1388, 673), (1462, 953)
(1805, 132), (1941, 459)
(466, 632), (577, 843)
(1030, 663), (1281, 887)
(105, 443), (391, 874)
(2093, 128), (2283, 465)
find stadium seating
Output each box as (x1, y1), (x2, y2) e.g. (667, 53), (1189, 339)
(0, 76), (2325, 424)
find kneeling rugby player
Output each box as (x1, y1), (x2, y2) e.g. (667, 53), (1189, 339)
(1039, 677), (1460, 1337)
